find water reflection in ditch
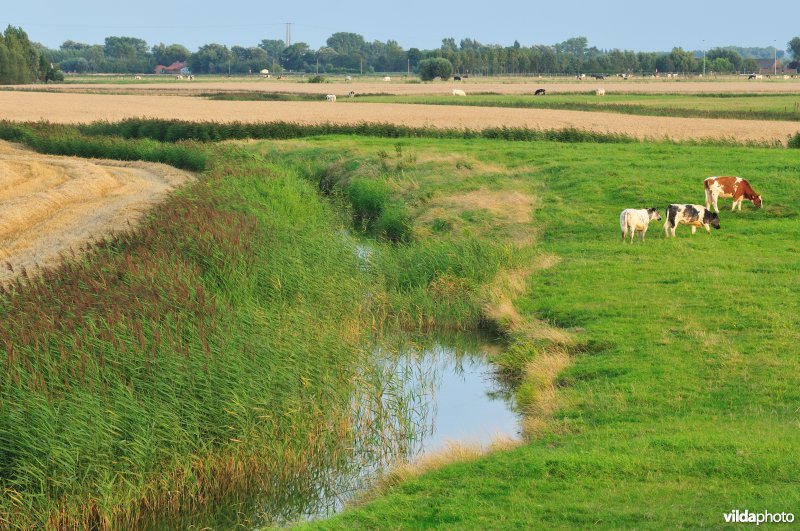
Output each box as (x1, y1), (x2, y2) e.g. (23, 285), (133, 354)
(149, 336), (519, 528)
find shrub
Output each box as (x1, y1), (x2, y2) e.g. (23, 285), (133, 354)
(346, 178), (391, 229)
(417, 58), (453, 81)
(789, 132), (800, 149)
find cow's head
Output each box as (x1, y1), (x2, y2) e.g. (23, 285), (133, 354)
(705, 210), (721, 229)
(753, 195), (763, 208)
(647, 207), (662, 221)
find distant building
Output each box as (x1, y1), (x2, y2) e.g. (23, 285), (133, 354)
(754, 58), (782, 74)
(154, 61), (187, 75)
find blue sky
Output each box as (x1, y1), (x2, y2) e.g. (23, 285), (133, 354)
(3, 0), (797, 53)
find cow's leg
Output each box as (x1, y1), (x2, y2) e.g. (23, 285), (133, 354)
(691, 225), (697, 235)
(713, 195), (720, 213)
(641, 227), (647, 242)
(705, 188), (712, 211)
(664, 221), (670, 238)
(705, 224), (711, 234)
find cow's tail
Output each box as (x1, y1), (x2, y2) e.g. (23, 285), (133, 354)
(620, 210), (629, 236)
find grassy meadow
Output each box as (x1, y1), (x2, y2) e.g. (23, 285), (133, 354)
(279, 137), (800, 527)
(348, 92), (800, 121)
(0, 119), (798, 527)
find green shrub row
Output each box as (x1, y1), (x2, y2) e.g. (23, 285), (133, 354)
(0, 121), (207, 171)
(77, 118), (638, 145)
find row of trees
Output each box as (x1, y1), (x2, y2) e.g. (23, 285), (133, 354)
(17, 29), (800, 79)
(0, 26), (62, 83)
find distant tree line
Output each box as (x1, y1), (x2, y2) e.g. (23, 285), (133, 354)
(0, 26), (62, 83)
(17, 28), (800, 79)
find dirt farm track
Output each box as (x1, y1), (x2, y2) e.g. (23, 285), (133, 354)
(1, 89), (800, 144)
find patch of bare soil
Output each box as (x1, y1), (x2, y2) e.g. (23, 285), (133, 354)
(418, 188), (536, 244)
(0, 141), (194, 283)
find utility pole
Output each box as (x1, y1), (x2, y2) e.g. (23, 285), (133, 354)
(702, 39), (706, 77)
(774, 41), (777, 76)
(285, 22), (292, 47)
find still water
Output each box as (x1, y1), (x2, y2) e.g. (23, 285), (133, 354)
(150, 336), (519, 528)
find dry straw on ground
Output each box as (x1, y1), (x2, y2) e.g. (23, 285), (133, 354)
(0, 140), (194, 283)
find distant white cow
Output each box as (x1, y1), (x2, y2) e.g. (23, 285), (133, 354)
(452, 89), (466, 96)
(325, 94), (337, 102)
(383, 76), (391, 82)
(596, 87), (605, 96)
(620, 207), (662, 243)
(134, 75), (142, 80)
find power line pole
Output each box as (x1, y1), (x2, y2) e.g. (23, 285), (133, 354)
(285, 23), (292, 47)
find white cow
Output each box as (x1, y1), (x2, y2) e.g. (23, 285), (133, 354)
(620, 207), (662, 243)
(596, 87), (605, 96)
(325, 94), (337, 102)
(383, 76), (391, 82)
(452, 89), (466, 96)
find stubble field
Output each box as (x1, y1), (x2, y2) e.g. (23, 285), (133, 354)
(1, 87), (800, 144)
(0, 140), (193, 283)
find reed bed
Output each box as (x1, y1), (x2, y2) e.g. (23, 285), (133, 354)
(0, 132), (382, 527)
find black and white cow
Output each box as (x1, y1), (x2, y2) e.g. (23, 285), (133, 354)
(664, 204), (720, 237)
(534, 88), (546, 96)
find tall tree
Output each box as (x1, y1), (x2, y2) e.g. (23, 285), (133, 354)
(152, 43), (190, 65)
(187, 43), (234, 74)
(788, 37), (800, 58)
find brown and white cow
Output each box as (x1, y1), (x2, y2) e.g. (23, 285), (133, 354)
(664, 204), (720, 237)
(704, 176), (762, 213)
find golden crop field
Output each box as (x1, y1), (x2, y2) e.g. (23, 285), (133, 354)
(1, 89), (799, 144)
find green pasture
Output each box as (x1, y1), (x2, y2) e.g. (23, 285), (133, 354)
(288, 137), (800, 528)
(0, 121), (798, 527)
(350, 92), (800, 121)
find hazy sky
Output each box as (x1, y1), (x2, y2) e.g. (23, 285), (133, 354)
(2, 0), (796, 53)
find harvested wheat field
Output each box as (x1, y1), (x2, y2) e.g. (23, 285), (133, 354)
(1, 91), (799, 144)
(0, 140), (193, 283)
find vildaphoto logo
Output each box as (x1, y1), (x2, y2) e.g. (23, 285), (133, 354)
(723, 509), (795, 525)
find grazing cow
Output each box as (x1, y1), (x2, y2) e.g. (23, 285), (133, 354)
(452, 89), (466, 96)
(325, 94), (337, 102)
(534, 88), (546, 96)
(704, 176), (762, 212)
(454, 75), (462, 81)
(748, 74), (756, 80)
(596, 87), (605, 96)
(383, 76), (391, 82)
(620, 207), (662, 243)
(134, 75), (142, 80)
(348, 91), (356, 98)
(664, 204), (720, 237)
